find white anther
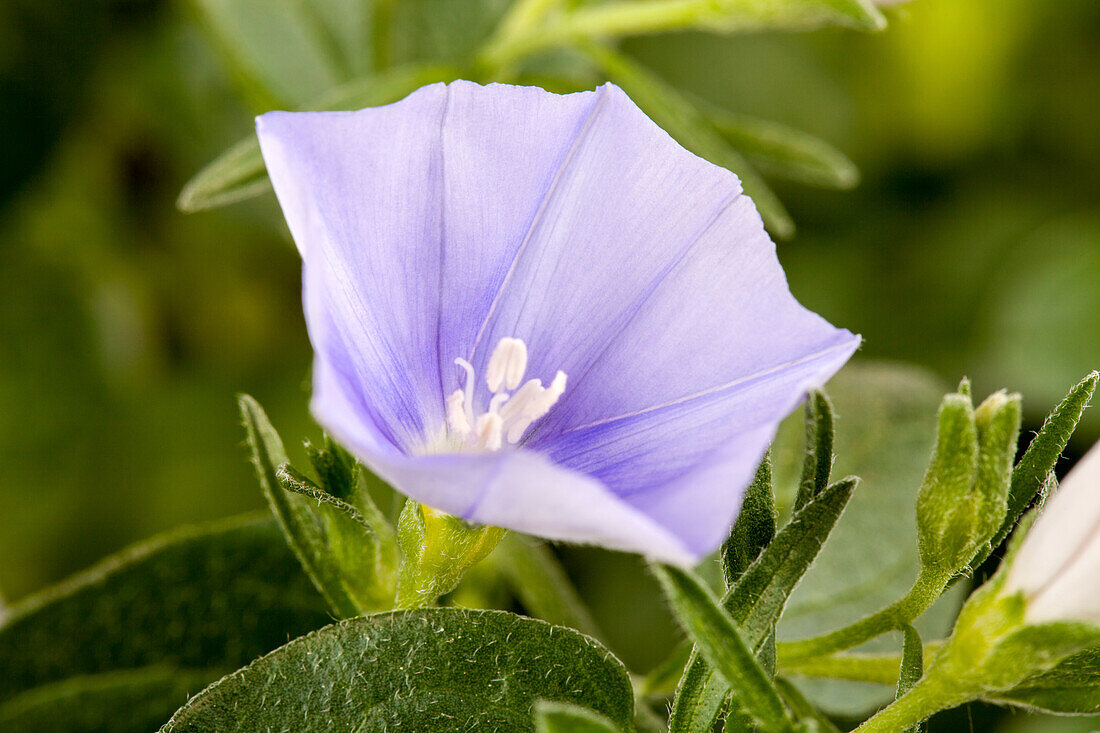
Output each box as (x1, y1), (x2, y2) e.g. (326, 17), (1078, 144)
(446, 390), (470, 437)
(486, 337), (528, 392)
(499, 379), (543, 424)
(442, 340), (565, 452)
(475, 412), (503, 451)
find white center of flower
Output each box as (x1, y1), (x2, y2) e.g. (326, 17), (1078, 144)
(445, 337), (566, 451)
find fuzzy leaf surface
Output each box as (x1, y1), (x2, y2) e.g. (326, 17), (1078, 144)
(161, 609), (634, 732)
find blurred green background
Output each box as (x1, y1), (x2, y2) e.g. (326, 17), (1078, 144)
(1, 0), (1097, 728)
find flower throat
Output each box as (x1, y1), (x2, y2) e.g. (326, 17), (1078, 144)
(446, 338), (566, 451)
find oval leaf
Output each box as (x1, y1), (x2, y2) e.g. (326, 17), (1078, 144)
(161, 609), (634, 732)
(0, 515), (329, 704)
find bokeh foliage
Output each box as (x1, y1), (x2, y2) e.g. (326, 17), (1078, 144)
(1, 0), (1098, 729)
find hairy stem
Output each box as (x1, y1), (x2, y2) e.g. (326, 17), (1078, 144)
(778, 570), (948, 663)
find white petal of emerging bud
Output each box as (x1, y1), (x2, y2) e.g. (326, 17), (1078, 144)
(1006, 441), (1100, 624)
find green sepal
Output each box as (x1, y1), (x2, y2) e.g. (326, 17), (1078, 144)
(967, 370), (1098, 574)
(239, 394), (393, 617)
(653, 564), (792, 732)
(178, 65), (457, 212)
(897, 625), (924, 733)
(395, 500), (506, 608)
(534, 700), (624, 733)
(986, 641), (1100, 714)
(276, 465), (396, 612)
(722, 453), (777, 588)
(584, 45), (794, 239)
(795, 390), (835, 511)
(159, 609), (635, 732)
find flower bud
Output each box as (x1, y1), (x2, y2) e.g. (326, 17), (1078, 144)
(916, 388), (1021, 578)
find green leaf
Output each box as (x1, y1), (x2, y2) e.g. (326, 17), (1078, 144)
(654, 565), (791, 732)
(493, 533), (602, 638)
(772, 363), (963, 718)
(178, 64), (455, 212)
(192, 0), (373, 107)
(732, 476), (858, 648)
(584, 45), (795, 239)
(970, 370), (1098, 572)
(0, 515), (329, 704)
(535, 700), (623, 733)
(707, 108), (859, 190)
(486, 0), (884, 67)
(671, 477), (855, 731)
(241, 394), (389, 616)
(0, 667), (212, 733)
(160, 609), (635, 732)
(795, 391), (836, 511)
(722, 454), (777, 588)
(277, 465), (396, 611)
(897, 625), (924, 733)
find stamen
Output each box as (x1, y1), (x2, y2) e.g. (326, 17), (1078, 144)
(454, 357), (476, 423)
(488, 392), (510, 414)
(475, 412), (503, 451)
(486, 337), (528, 392)
(442, 338), (566, 452)
(446, 389), (470, 436)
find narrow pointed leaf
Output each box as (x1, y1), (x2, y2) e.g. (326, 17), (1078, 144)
(304, 435), (357, 502)
(160, 609), (634, 732)
(493, 533), (602, 638)
(653, 565), (791, 732)
(972, 371), (1098, 571)
(722, 454), (777, 588)
(795, 390), (835, 511)
(669, 657), (732, 732)
(535, 701), (623, 733)
(192, 0), (372, 107)
(277, 465), (395, 612)
(585, 45), (795, 239)
(0, 515), (328, 704)
(707, 108), (859, 190)
(178, 65), (455, 212)
(672, 477), (855, 729)
(732, 476), (858, 646)
(240, 394), (380, 617)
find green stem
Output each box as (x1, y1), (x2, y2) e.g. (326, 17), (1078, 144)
(778, 570), (948, 663)
(778, 643), (943, 686)
(854, 672), (975, 733)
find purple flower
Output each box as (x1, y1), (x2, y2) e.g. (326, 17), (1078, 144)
(256, 81), (859, 565)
